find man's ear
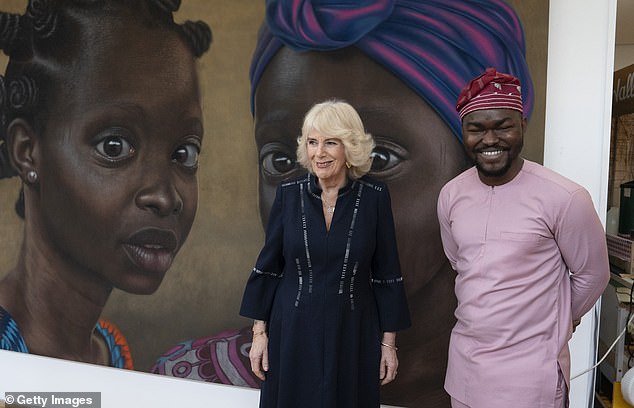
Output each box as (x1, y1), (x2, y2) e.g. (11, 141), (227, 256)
(6, 118), (39, 184)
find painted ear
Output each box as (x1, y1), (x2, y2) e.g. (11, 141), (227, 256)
(6, 118), (39, 184)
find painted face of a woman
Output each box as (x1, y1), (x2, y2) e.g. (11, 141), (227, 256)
(254, 46), (467, 299)
(31, 18), (202, 295)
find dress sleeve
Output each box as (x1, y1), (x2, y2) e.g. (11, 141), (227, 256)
(371, 186), (411, 332)
(239, 184), (285, 321)
(555, 188), (610, 321)
(437, 185), (458, 271)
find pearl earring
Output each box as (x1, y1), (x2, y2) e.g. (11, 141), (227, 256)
(26, 170), (38, 184)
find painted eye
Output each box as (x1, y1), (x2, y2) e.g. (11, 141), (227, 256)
(261, 150), (297, 176)
(370, 146), (402, 172)
(96, 136), (136, 160)
(172, 143), (200, 169)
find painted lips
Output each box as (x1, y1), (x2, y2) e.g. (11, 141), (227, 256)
(123, 228), (178, 275)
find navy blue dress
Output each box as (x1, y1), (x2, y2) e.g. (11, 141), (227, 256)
(240, 174), (410, 408)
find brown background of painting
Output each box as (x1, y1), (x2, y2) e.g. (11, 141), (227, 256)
(0, 0), (548, 373)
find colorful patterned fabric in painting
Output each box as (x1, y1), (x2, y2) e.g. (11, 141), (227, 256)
(150, 326), (261, 389)
(0, 306), (27, 352)
(251, 0), (535, 141)
(95, 319), (134, 369)
(0, 306), (134, 369)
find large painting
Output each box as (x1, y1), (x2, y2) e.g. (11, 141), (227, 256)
(0, 1), (548, 407)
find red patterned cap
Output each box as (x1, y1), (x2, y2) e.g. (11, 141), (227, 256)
(456, 67), (523, 119)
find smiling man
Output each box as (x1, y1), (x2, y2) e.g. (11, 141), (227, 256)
(436, 68), (610, 408)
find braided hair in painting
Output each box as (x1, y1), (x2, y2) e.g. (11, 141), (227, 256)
(0, 0), (212, 218)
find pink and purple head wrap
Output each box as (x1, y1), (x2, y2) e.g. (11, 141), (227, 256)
(250, 0), (535, 141)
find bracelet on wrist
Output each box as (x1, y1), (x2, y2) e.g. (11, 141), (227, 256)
(252, 330), (266, 337)
(380, 341), (398, 351)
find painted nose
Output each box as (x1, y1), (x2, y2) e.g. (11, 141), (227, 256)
(135, 175), (183, 216)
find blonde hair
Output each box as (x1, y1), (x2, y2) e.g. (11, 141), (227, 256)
(296, 100), (375, 179)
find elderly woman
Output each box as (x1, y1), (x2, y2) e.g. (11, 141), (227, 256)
(240, 100), (411, 408)
(0, 0), (210, 368)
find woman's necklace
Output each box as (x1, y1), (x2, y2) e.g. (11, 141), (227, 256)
(322, 195), (336, 214)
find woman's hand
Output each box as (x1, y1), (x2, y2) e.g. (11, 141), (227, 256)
(249, 321), (269, 381)
(379, 332), (398, 385)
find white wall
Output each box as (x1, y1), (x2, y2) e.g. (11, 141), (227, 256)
(545, 0), (617, 407)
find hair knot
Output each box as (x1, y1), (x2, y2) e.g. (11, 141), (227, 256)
(180, 20), (212, 58)
(27, 0), (59, 39)
(0, 13), (22, 55)
(8, 75), (38, 112)
(154, 0), (182, 14)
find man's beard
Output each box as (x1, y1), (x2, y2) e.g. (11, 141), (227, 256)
(474, 156), (513, 178)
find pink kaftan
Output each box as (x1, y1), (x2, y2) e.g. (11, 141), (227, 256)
(437, 160), (609, 407)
